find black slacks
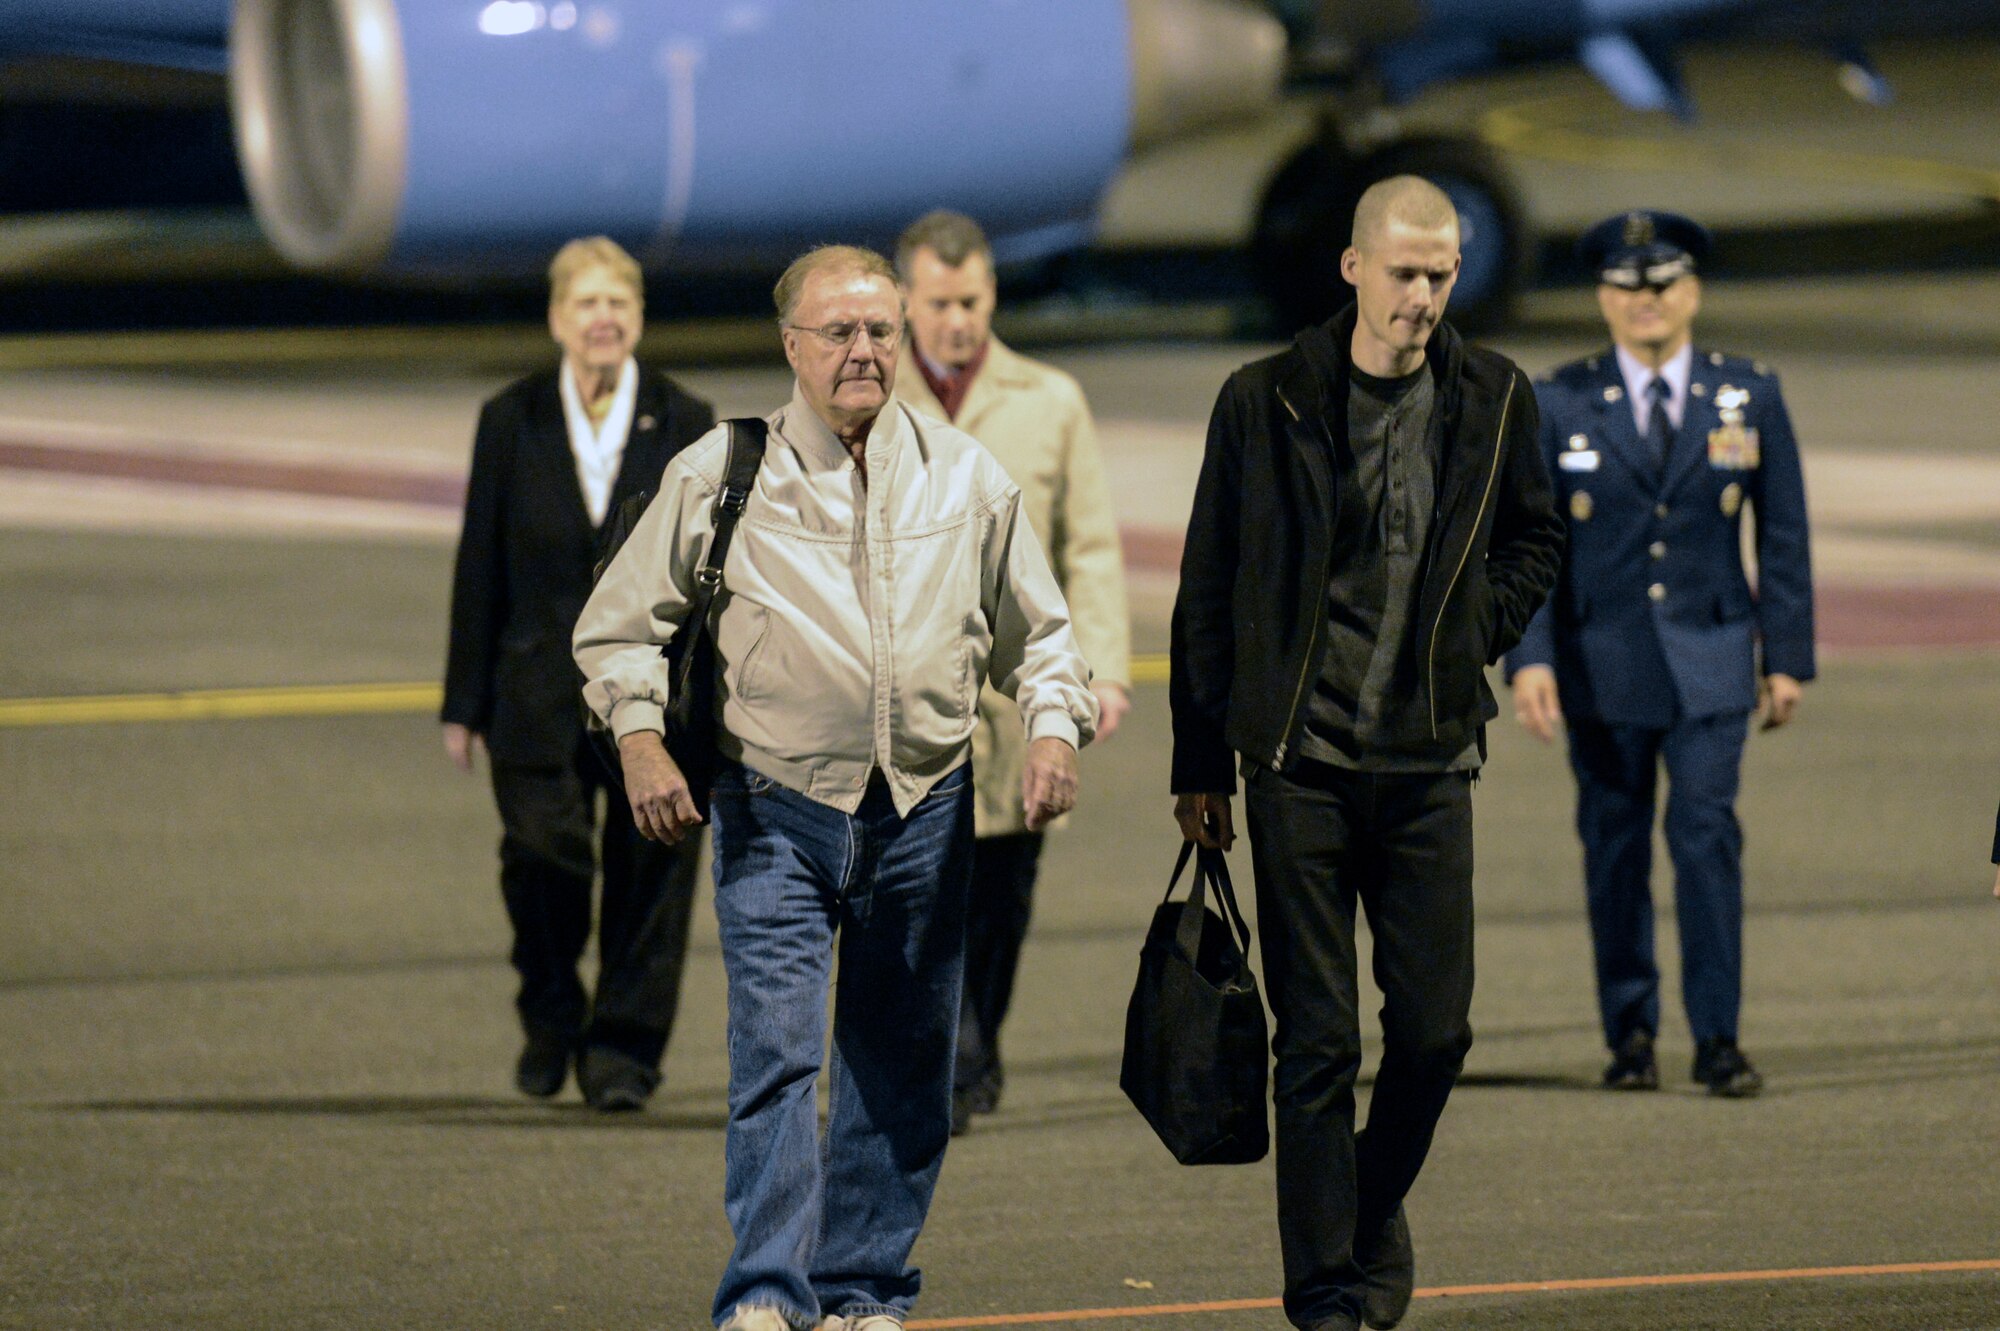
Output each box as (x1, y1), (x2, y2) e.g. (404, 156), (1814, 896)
(1244, 762), (1476, 1329)
(490, 738), (700, 1067)
(955, 831), (1045, 1100)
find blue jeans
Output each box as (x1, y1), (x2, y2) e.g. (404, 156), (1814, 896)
(707, 762), (972, 1329)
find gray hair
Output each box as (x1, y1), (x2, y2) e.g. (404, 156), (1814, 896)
(772, 245), (899, 323)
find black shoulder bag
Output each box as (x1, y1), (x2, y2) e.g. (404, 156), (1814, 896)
(586, 417), (768, 814)
(1120, 841), (1270, 1165)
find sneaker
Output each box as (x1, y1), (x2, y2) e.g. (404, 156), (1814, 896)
(1356, 1204), (1414, 1329)
(717, 1306), (791, 1331)
(813, 1319), (846, 1331)
(1693, 1038), (1764, 1098)
(1601, 1029), (1659, 1091)
(843, 1318), (902, 1331)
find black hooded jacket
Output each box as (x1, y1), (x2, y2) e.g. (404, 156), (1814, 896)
(1170, 306), (1563, 793)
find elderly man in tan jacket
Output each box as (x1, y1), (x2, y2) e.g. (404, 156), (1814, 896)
(894, 211), (1133, 1136)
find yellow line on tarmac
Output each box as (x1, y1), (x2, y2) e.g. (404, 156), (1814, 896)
(1480, 93), (2000, 204)
(0, 657), (1174, 728)
(0, 681), (443, 727)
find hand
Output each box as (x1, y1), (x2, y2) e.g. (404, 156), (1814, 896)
(1090, 682), (1132, 743)
(1174, 793), (1235, 851)
(1759, 673), (1803, 731)
(1510, 666), (1562, 744)
(442, 723), (484, 773)
(1021, 736), (1080, 832)
(619, 732), (702, 844)
(1992, 865), (1999, 899)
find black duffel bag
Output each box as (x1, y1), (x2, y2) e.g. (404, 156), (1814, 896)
(1120, 841), (1270, 1165)
(584, 417), (767, 814)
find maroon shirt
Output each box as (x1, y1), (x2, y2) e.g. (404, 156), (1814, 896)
(915, 339), (989, 421)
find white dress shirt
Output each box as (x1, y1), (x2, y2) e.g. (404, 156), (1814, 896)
(1615, 342), (1693, 434)
(559, 356), (638, 525)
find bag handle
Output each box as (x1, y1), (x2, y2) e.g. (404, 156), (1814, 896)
(671, 418), (768, 692)
(1162, 841), (1253, 962)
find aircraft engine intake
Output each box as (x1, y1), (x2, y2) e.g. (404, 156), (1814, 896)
(228, 0), (1144, 276)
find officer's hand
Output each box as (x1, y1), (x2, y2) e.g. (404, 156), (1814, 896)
(1175, 793), (1235, 851)
(1090, 682), (1132, 743)
(442, 722), (484, 773)
(1759, 673), (1803, 731)
(1990, 864), (1999, 900)
(1022, 736), (1080, 831)
(1511, 666), (1563, 744)
(619, 732), (702, 844)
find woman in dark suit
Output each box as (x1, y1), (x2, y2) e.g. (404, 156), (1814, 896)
(442, 237), (715, 1110)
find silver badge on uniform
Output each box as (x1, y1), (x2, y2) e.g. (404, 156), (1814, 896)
(1558, 450), (1602, 472)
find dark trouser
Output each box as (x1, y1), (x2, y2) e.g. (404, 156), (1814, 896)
(1566, 712), (1749, 1049)
(489, 738), (700, 1067)
(1244, 762), (1476, 1330)
(955, 831), (1045, 1100)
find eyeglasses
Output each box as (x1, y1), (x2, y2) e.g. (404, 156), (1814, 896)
(785, 320), (903, 350)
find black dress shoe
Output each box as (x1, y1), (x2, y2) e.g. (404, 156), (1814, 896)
(1303, 1311), (1361, 1331)
(1356, 1204), (1414, 1329)
(1602, 1030), (1659, 1090)
(515, 1033), (572, 1099)
(1692, 1039), (1764, 1098)
(578, 1046), (660, 1112)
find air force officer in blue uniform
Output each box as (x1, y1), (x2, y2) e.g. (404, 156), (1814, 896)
(1505, 212), (1813, 1098)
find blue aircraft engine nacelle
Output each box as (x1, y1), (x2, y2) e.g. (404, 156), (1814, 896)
(229, 0), (1284, 278)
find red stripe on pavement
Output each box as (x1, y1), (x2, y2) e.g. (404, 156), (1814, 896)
(905, 1257), (2000, 1327)
(7, 438), (2000, 650)
(0, 439), (465, 508)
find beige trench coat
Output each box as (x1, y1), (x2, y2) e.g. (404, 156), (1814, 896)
(897, 336), (1132, 836)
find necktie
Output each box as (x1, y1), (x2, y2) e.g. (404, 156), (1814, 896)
(1644, 376), (1673, 475)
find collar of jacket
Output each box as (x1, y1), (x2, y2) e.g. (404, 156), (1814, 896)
(1278, 303), (1467, 431)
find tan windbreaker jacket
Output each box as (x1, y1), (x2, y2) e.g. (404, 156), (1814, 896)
(574, 384), (1098, 817)
(896, 337), (1131, 835)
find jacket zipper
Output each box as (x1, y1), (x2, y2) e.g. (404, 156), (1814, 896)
(1272, 383), (1332, 769)
(1426, 373), (1516, 738)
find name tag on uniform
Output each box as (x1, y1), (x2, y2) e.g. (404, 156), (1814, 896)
(1707, 425), (1760, 469)
(1558, 449), (1601, 472)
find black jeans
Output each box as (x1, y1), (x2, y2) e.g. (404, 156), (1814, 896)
(490, 737), (700, 1067)
(1244, 762), (1476, 1329)
(955, 832), (1045, 1100)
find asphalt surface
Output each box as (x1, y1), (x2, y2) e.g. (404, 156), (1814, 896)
(5, 291), (2000, 1329)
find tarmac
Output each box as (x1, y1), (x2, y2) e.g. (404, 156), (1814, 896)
(6, 37), (2000, 1331)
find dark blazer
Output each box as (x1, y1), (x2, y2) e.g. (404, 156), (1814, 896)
(1507, 348), (1814, 727)
(442, 363), (715, 765)
(1170, 306), (1564, 794)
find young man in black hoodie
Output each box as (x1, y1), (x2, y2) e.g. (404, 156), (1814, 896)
(1170, 176), (1562, 1331)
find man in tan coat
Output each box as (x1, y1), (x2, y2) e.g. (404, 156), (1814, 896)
(894, 211), (1133, 1134)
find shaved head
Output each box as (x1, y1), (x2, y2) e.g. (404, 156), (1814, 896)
(1351, 175), (1458, 251)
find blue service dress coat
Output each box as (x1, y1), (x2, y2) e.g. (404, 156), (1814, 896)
(1506, 349), (1815, 722)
